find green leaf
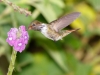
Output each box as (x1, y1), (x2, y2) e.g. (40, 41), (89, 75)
(16, 52), (33, 70)
(66, 52), (79, 71)
(64, 34), (82, 50)
(66, 53), (92, 75)
(15, 53), (64, 75)
(50, 2), (63, 16)
(37, 39), (69, 72)
(75, 63), (92, 75)
(15, 12), (32, 26)
(0, 4), (6, 14)
(50, 0), (65, 8)
(88, 0), (100, 11)
(31, 1), (57, 22)
(32, 9), (40, 20)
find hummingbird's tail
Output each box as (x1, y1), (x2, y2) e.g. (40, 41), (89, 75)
(62, 28), (80, 37)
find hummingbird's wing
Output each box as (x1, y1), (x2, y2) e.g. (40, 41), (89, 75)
(50, 12), (81, 32)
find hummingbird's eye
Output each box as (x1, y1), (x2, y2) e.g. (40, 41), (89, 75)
(32, 24), (35, 26)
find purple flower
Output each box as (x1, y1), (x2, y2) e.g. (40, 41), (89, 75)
(6, 25), (29, 53)
(13, 38), (25, 53)
(6, 28), (18, 46)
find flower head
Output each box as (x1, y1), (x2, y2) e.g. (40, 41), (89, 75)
(6, 25), (29, 52)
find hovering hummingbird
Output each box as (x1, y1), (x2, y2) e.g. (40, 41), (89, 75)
(28, 12), (81, 41)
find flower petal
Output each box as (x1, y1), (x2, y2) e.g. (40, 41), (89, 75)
(13, 38), (25, 53)
(6, 28), (18, 46)
(21, 31), (29, 44)
(19, 25), (26, 32)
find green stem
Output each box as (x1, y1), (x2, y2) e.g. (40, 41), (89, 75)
(7, 49), (17, 75)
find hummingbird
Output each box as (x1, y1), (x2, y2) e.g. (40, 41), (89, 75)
(28, 12), (81, 41)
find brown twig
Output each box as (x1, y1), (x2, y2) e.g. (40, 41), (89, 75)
(1, 0), (32, 16)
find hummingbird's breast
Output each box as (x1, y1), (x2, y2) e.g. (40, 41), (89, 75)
(40, 24), (62, 41)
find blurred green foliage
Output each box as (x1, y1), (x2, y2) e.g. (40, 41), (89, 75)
(0, 0), (100, 75)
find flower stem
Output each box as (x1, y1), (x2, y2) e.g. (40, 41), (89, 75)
(7, 49), (17, 75)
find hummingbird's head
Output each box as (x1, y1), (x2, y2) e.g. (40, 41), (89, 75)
(28, 20), (44, 31)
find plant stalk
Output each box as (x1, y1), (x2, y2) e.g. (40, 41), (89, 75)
(7, 49), (17, 75)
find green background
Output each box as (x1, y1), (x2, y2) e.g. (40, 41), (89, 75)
(0, 0), (100, 75)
